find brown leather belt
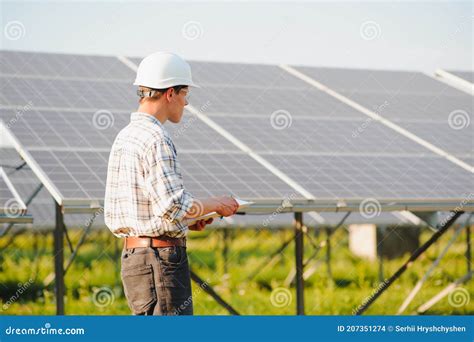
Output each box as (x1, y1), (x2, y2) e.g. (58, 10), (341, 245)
(124, 236), (186, 249)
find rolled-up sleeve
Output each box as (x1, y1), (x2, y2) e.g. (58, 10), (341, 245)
(143, 139), (194, 223)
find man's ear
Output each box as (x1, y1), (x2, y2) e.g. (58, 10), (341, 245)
(165, 88), (175, 102)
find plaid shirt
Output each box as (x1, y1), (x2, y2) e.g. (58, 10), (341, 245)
(104, 112), (194, 238)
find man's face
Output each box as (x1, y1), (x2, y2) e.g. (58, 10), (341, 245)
(167, 87), (189, 123)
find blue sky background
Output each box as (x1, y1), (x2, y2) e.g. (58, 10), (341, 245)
(0, 1), (472, 72)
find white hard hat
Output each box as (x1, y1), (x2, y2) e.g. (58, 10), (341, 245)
(134, 52), (199, 89)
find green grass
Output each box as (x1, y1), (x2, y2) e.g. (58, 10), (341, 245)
(0, 226), (472, 315)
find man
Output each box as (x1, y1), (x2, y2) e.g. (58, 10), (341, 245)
(104, 52), (239, 315)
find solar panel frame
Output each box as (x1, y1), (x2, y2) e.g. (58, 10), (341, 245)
(447, 70), (474, 84)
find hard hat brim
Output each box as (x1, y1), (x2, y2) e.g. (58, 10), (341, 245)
(133, 79), (200, 89)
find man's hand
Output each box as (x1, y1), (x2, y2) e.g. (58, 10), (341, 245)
(214, 196), (239, 217)
(189, 218), (213, 231)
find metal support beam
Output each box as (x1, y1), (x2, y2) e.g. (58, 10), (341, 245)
(222, 228), (229, 275)
(466, 214), (472, 273)
(354, 210), (464, 315)
(246, 235), (293, 282)
(44, 213), (97, 287)
(294, 212), (304, 315)
(416, 271), (473, 313)
(189, 269), (239, 315)
(54, 201), (65, 315)
(288, 212), (350, 284)
(397, 222), (465, 314)
(377, 226), (385, 283)
(325, 227), (332, 280)
(0, 183), (43, 239)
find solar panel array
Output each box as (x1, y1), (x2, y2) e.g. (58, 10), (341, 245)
(0, 50), (472, 216)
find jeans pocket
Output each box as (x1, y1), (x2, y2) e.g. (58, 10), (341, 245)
(157, 247), (188, 288)
(158, 246), (181, 265)
(121, 264), (157, 315)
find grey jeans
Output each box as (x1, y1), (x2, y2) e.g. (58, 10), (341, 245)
(121, 245), (193, 315)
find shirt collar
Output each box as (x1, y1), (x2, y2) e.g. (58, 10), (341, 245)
(130, 112), (164, 128)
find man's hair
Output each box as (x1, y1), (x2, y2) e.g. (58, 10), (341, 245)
(137, 85), (187, 101)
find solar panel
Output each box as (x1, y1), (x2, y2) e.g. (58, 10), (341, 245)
(0, 109), (239, 152)
(209, 115), (428, 155)
(293, 66), (473, 160)
(0, 76), (136, 110)
(0, 148), (104, 228)
(293, 67), (463, 95)
(1, 50), (134, 80)
(345, 92), (472, 121)
(179, 152), (295, 199)
(189, 86), (368, 119)
(262, 153), (472, 200)
(398, 121), (473, 159)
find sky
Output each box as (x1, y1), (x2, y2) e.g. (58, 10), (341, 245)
(0, 1), (473, 73)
